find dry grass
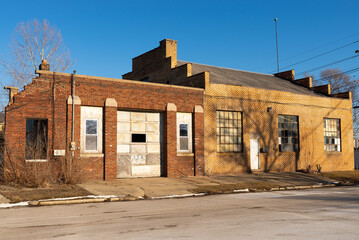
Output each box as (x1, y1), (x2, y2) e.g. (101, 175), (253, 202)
(0, 184), (91, 203)
(191, 181), (280, 194)
(319, 171), (359, 184)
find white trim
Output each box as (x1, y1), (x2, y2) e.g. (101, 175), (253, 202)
(25, 159), (48, 162)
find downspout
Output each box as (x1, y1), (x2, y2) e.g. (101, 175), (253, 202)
(70, 70), (76, 178)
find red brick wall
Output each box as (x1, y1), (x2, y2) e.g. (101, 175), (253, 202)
(4, 72), (204, 180)
(104, 103), (117, 180)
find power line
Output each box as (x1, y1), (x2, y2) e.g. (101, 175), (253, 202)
(314, 67), (359, 84)
(276, 40), (359, 72)
(297, 55), (359, 77)
(253, 32), (359, 72)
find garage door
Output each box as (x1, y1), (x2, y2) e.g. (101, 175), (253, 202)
(117, 111), (163, 178)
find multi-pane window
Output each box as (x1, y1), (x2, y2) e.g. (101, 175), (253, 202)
(324, 118), (341, 151)
(278, 115), (299, 152)
(216, 111), (242, 152)
(85, 119), (98, 151)
(25, 119), (48, 159)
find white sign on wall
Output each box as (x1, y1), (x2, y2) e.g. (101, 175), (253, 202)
(54, 149), (66, 156)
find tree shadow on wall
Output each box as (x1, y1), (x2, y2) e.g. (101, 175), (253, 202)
(207, 94), (349, 174)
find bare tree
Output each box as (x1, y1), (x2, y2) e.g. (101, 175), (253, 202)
(318, 68), (359, 136)
(1, 19), (73, 87)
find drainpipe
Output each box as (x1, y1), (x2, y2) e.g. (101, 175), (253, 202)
(70, 70), (76, 178)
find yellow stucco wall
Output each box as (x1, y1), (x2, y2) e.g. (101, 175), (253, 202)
(204, 81), (354, 175)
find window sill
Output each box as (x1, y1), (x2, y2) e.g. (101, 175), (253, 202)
(25, 159), (48, 162)
(80, 153), (104, 158)
(325, 151), (342, 154)
(217, 152), (243, 154)
(177, 152), (194, 157)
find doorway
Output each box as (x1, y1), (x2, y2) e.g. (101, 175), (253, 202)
(250, 138), (260, 170)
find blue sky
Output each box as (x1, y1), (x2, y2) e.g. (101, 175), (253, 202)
(0, 0), (358, 89)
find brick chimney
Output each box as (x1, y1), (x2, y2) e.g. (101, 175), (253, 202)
(4, 86), (19, 104)
(39, 59), (50, 71)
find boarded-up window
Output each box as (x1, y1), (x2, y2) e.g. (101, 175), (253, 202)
(25, 119), (48, 159)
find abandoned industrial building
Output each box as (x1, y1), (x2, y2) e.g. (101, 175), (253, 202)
(3, 39), (355, 180)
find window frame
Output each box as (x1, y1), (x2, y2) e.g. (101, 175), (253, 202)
(84, 119), (98, 152)
(179, 123), (189, 151)
(323, 118), (341, 152)
(278, 115), (299, 152)
(176, 113), (192, 153)
(216, 110), (243, 153)
(25, 118), (48, 161)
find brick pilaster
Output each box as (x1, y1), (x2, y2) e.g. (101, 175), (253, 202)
(104, 98), (117, 180)
(165, 103), (177, 177)
(66, 96), (81, 158)
(194, 105), (205, 176)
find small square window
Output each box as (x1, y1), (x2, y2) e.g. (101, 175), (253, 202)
(132, 134), (146, 143)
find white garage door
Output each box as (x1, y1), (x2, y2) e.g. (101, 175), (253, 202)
(117, 111), (163, 178)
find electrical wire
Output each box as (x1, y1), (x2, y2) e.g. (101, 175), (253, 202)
(314, 67), (359, 84)
(254, 32), (359, 72)
(297, 55), (359, 77)
(276, 40), (359, 72)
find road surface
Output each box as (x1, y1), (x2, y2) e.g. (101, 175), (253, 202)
(0, 186), (358, 239)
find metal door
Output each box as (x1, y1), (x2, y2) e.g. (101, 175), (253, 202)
(250, 138), (260, 170)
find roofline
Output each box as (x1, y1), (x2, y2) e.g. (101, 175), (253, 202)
(35, 70), (204, 92)
(178, 60), (276, 77)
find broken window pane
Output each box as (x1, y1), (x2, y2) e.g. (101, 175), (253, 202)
(323, 118), (341, 152)
(132, 134), (146, 143)
(278, 115), (299, 152)
(26, 119), (48, 159)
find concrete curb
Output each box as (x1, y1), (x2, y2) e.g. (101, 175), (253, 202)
(269, 183), (336, 191)
(0, 183), (341, 209)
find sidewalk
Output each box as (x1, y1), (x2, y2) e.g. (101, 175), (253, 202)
(0, 172), (338, 206)
(79, 172), (337, 199)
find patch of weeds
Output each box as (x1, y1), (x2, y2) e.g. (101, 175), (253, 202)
(190, 181), (280, 194)
(0, 184), (91, 203)
(319, 171), (359, 184)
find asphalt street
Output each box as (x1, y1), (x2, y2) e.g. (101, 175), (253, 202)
(0, 186), (358, 240)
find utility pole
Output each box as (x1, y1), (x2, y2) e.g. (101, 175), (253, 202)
(275, 18), (279, 73)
